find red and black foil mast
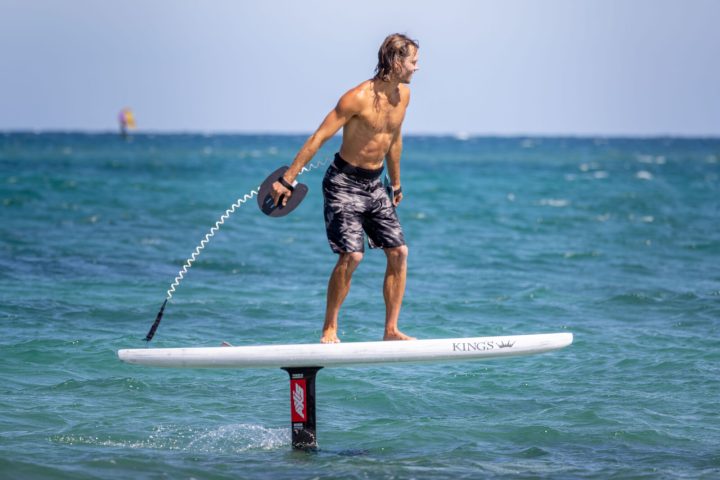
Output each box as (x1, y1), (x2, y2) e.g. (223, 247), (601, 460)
(282, 367), (323, 450)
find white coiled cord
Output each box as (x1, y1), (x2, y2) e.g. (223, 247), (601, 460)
(165, 189), (258, 300)
(164, 157), (330, 302)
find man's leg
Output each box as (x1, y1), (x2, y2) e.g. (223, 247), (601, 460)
(321, 252), (363, 343)
(383, 245), (415, 340)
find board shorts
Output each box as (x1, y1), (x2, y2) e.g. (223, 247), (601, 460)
(322, 153), (406, 253)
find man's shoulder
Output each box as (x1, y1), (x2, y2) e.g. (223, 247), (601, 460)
(344, 80), (374, 100)
(337, 81), (374, 111)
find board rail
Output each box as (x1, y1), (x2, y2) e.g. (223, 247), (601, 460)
(118, 332), (573, 369)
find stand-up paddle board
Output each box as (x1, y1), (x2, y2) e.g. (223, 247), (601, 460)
(118, 332), (572, 369)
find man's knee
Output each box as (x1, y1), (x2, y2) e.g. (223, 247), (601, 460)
(338, 251), (364, 270)
(385, 245), (408, 265)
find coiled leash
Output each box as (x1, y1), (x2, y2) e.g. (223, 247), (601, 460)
(143, 158), (328, 343)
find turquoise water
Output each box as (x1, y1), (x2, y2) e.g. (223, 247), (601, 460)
(1, 133), (719, 479)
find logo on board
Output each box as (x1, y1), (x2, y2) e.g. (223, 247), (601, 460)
(452, 339), (515, 352)
(290, 379), (307, 422)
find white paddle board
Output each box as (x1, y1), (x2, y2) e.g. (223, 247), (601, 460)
(118, 332), (572, 369)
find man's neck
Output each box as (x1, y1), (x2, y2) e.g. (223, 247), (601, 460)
(372, 78), (400, 97)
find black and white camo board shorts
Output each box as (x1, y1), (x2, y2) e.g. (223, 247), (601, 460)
(322, 153), (406, 253)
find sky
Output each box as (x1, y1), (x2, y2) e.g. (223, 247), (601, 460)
(1, 0), (718, 136)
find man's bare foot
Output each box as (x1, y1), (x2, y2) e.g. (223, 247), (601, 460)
(383, 330), (416, 341)
(320, 329), (341, 343)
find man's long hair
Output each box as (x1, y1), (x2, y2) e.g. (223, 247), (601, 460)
(374, 33), (419, 82)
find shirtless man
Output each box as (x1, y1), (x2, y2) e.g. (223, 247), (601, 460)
(270, 33), (419, 343)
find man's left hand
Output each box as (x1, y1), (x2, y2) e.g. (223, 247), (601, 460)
(392, 186), (403, 206)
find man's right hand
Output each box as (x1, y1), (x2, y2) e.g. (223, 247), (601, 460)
(270, 179), (292, 207)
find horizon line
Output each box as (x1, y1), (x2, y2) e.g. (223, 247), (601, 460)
(2, 129), (719, 140)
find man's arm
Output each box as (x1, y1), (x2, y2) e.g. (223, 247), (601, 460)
(271, 91), (361, 206)
(386, 86), (410, 206)
(385, 127), (404, 206)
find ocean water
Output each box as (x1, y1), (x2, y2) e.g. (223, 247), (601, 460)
(1, 132), (719, 479)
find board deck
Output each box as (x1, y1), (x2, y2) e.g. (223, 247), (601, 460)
(118, 332), (572, 369)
